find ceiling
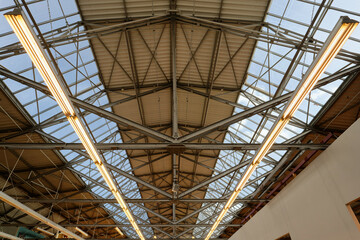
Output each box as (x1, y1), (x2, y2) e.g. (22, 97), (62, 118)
(0, 0), (360, 239)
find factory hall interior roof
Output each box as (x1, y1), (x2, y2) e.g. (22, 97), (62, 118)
(0, 0), (360, 239)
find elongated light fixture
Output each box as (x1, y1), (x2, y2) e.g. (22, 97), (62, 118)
(75, 227), (89, 238)
(115, 227), (125, 237)
(0, 231), (24, 240)
(35, 227), (55, 236)
(204, 16), (358, 240)
(4, 9), (145, 240)
(0, 192), (83, 240)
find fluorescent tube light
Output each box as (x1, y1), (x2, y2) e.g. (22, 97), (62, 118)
(4, 9), (75, 117)
(283, 18), (358, 119)
(204, 16), (357, 240)
(75, 227), (89, 238)
(4, 10), (145, 240)
(0, 192), (83, 240)
(115, 227), (124, 237)
(35, 227), (54, 236)
(0, 231), (24, 240)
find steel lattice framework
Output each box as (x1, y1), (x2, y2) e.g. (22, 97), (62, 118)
(0, 0), (360, 239)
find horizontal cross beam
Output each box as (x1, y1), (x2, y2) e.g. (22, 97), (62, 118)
(0, 143), (329, 151)
(0, 67), (174, 143)
(17, 198), (268, 204)
(0, 223), (241, 228)
(175, 65), (360, 143)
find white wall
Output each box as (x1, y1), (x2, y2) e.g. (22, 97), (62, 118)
(229, 118), (360, 240)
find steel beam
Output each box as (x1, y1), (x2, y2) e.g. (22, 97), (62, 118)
(1, 15), (171, 55)
(176, 65), (360, 142)
(170, 14), (178, 139)
(0, 67), (175, 142)
(0, 231), (23, 240)
(105, 163), (173, 199)
(176, 15), (359, 62)
(178, 159), (251, 199)
(299, 0), (360, 17)
(0, 0), (44, 12)
(17, 198), (268, 204)
(175, 171), (271, 225)
(104, 83), (171, 108)
(0, 143), (329, 150)
(0, 223), (241, 228)
(72, 98), (174, 142)
(1, 64), (357, 144)
(1, 9), (359, 238)
(74, 160), (173, 202)
(170, 14), (179, 229)
(132, 203), (173, 224)
(0, 192), (84, 240)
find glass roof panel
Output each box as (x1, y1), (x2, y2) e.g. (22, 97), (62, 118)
(1, 0), (360, 239)
(195, 0), (360, 237)
(0, 0), (152, 238)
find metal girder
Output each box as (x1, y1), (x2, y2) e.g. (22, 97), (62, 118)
(0, 127), (170, 236)
(0, 228), (224, 240)
(0, 12), (79, 39)
(104, 84), (171, 108)
(178, 85), (311, 130)
(248, 74), (359, 203)
(0, 143), (329, 150)
(178, 159), (251, 199)
(17, 198), (268, 204)
(171, 13), (178, 139)
(85, 193), (171, 239)
(0, 192), (84, 240)
(176, 15), (314, 50)
(1, 146), (168, 200)
(0, 224), (241, 228)
(105, 163), (173, 199)
(0, 15), (171, 56)
(0, 0), (44, 12)
(132, 203), (173, 224)
(72, 98), (174, 142)
(299, 0), (360, 17)
(1, 64), (358, 145)
(170, 12), (179, 231)
(0, 67), (174, 142)
(228, 74), (359, 234)
(105, 82), (170, 92)
(1, 6), (360, 239)
(175, 15), (359, 62)
(73, 160), (173, 201)
(267, 13), (360, 44)
(176, 65), (360, 143)
(174, 172), (268, 225)
(175, 202), (241, 239)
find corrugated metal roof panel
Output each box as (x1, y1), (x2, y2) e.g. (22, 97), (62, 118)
(177, 0), (268, 21)
(78, 0), (169, 20)
(76, 0), (270, 237)
(78, 0), (269, 21)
